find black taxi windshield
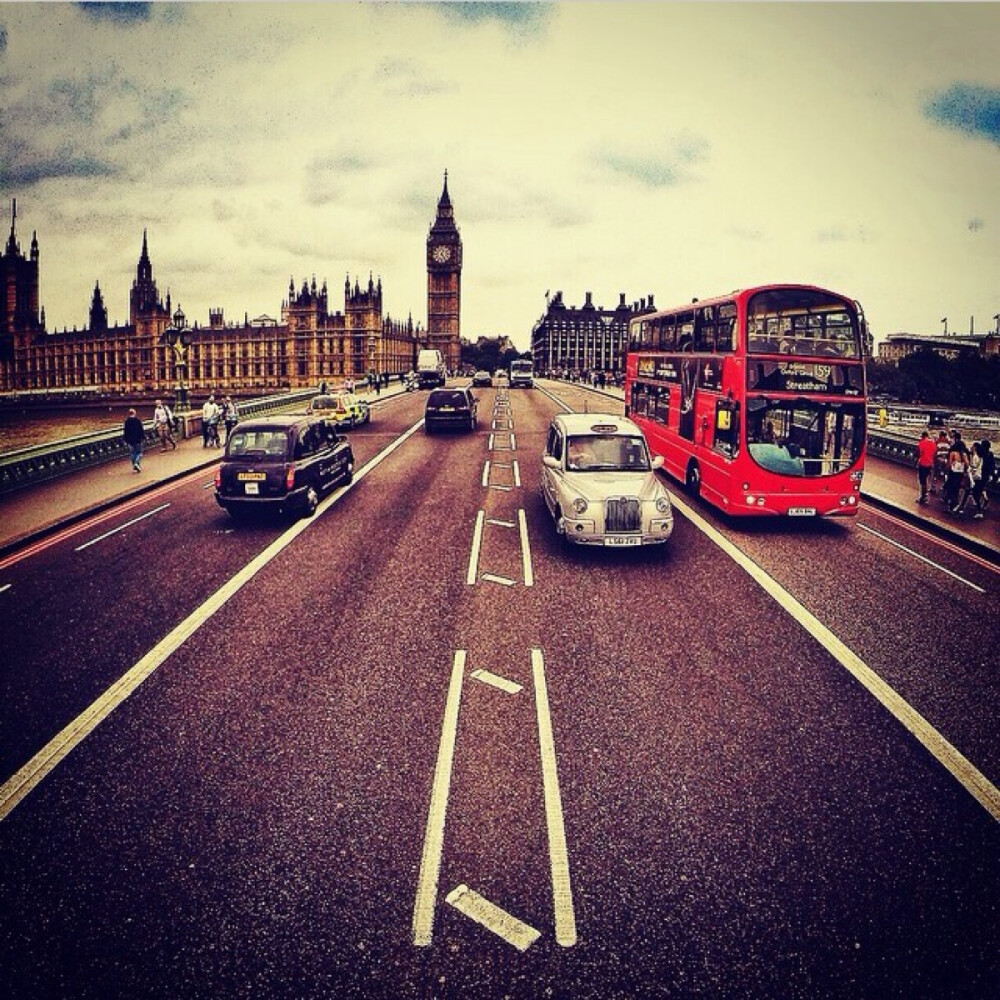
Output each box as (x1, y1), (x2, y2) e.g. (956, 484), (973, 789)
(747, 289), (860, 359)
(566, 434), (651, 472)
(746, 399), (865, 477)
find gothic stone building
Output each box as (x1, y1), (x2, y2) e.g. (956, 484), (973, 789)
(0, 176), (462, 397)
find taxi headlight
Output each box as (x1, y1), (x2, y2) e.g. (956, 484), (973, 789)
(655, 495), (671, 514)
(571, 496), (589, 514)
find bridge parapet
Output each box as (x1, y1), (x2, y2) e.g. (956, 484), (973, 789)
(0, 390), (315, 496)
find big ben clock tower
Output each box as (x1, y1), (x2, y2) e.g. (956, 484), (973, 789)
(426, 172), (462, 372)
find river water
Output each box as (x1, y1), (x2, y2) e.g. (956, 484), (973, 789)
(0, 404), (152, 454)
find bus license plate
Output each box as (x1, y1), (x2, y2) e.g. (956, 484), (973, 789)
(605, 536), (641, 547)
(243, 483), (260, 495)
(788, 506), (816, 516)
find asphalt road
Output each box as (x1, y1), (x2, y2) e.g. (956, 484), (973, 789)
(1, 383), (997, 1000)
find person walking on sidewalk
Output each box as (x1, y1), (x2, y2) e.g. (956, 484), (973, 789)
(932, 429), (950, 496)
(945, 431), (970, 512)
(915, 429), (936, 504)
(222, 395), (239, 444)
(154, 399), (176, 451)
(123, 408), (144, 473)
(957, 441), (991, 519)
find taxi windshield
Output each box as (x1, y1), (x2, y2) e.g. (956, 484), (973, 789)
(566, 434), (650, 472)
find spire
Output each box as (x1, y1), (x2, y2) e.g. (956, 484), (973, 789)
(6, 198), (18, 256)
(439, 170), (451, 210)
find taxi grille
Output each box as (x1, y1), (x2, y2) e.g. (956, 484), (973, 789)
(605, 497), (641, 533)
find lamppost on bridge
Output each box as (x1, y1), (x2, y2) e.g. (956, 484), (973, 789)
(164, 306), (191, 411)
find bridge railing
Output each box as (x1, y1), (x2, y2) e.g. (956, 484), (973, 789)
(0, 390), (316, 496)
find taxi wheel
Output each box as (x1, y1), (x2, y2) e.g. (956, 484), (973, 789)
(304, 487), (319, 517)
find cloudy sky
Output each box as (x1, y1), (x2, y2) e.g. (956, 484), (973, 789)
(2, 2), (999, 351)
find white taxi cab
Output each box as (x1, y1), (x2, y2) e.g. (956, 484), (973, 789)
(540, 413), (674, 546)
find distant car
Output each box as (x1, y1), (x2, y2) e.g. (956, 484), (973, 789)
(540, 413), (674, 546)
(215, 414), (354, 519)
(424, 386), (478, 433)
(309, 392), (370, 429)
(471, 370), (493, 387)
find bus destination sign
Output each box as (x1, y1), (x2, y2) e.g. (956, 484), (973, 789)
(747, 360), (863, 395)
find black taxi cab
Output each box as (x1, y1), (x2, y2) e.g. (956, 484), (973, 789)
(214, 414), (354, 519)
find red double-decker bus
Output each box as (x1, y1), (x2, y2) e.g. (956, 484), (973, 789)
(624, 284), (867, 517)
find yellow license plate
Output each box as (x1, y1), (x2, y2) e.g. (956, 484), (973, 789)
(237, 472), (266, 481)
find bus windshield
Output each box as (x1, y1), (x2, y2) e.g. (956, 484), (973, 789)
(747, 289), (860, 359)
(746, 398), (865, 477)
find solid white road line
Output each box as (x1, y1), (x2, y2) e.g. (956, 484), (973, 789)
(466, 510), (485, 585)
(532, 648), (577, 946)
(74, 503), (171, 551)
(857, 523), (986, 593)
(519, 508), (534, 587)
(445, 884), (541, 951)
(0, 419), (425, 823)
(0, 583), (11, 595)
(413, 651), (466, 947)
(670, 492), (1000, 822)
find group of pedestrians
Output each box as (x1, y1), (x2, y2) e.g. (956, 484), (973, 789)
(916, 427), (994, 518)
(201, 395), (239, 448)
(122, 394), (239, 472)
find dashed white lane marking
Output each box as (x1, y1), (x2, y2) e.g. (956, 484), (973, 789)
(513, 460), (521, 488)
(0, 583), (11, 595)
(0, 419), (425, 823)
(857, 524), (985, 593)
(519, 508), (534, 587)
(74, 503), (171, 551)
(532, 648), (577, 946)
(486, 518), (516, 528)
(670, 492), (1000, 822)
(466, 510), (485, 585)
(413, 651), (466, 947)
(446, 884), (541, 952)
(481, 460), (491, 487)
(470, 669), (523, 695)
(481, 572), (516, 587)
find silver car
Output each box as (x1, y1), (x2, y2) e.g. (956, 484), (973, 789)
(540, 413), (674, 546)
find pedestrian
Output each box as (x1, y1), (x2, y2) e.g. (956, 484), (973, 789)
(223, 395), (239, 443)
(956, 442), (985, 517)
(978, 439), (995, 513)
(932, 429), (950, 496)
(122, 407), (144, 472)
(153, 398), (176, 451)
(944, 431), (969, 512)
(915, 429), (936, 504)
(202, 394), (220, 447)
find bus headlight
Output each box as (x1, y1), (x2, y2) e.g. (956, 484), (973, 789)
(572, 496), (589, 514)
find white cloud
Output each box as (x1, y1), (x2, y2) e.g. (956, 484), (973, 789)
(2, 2), (999, 345)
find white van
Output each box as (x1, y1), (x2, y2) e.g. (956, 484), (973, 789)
(416, 349), (446, 388)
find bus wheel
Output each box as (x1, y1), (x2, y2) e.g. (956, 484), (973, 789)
(685, 460), (701, 498)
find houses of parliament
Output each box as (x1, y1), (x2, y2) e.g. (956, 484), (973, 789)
(0, 175), (463, 397)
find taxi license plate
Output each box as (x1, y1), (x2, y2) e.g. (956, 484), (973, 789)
(604, 536), (641, 547)
(788, 506), (816, 516)
(238, 472), (266, 481)
(243, 483), (260, 495)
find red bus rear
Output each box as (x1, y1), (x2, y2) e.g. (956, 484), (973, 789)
(625, 284), (867, 517)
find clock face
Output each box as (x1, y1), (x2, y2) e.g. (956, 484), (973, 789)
(432, 245), (451, 264)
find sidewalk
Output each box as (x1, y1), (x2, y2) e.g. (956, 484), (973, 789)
(0, 385), (997, 561)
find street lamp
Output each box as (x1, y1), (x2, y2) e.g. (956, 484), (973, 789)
(165, 306), (191, 410)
